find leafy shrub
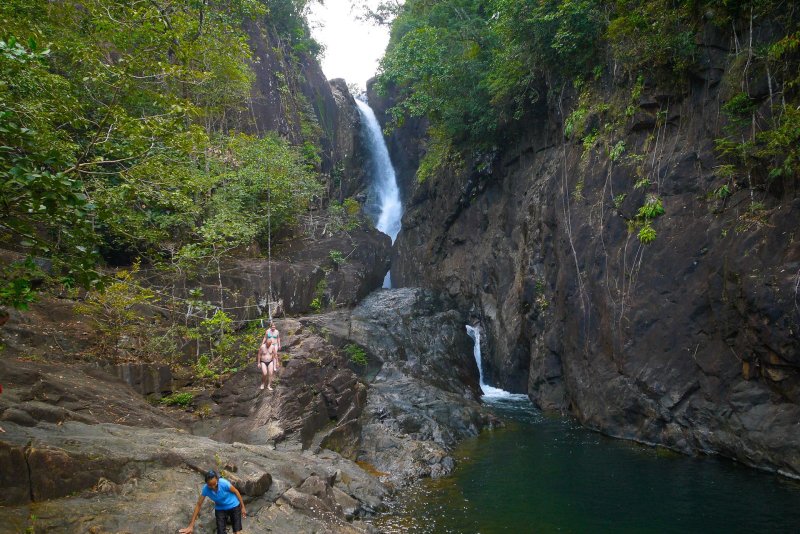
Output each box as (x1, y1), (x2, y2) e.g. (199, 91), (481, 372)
(638, 223), (657, 244)
(636, 196), (665, 219)
(160, 392), (194, 408)
(74, 264), (154, 353)
(605, 0), (696, 76)
(195, 355), (217, 379)
(344, 344), (368, 366)
(329, 250), (346, 266)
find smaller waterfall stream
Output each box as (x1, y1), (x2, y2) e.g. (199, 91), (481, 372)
(466, 325), (528, 400)
(356, 98), (402, 288)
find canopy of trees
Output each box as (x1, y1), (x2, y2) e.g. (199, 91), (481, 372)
(0, 0), (321, 308)
(377, 0), (800, 184)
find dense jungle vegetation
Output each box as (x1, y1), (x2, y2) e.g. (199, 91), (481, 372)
(375, 0), (800, 187)
(0, 0), (323, 311)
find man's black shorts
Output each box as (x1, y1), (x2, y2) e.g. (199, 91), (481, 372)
(215, 506), (242, 533)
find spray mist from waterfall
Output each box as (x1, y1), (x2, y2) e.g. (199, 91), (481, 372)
(355, 98), (402, 288)
(466, 325), (528, 400)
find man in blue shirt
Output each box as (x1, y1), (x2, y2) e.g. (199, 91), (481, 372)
(180, 470), (247, 534)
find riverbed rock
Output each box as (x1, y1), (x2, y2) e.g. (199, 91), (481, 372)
(0, 420), (387, 532)
(198, 288), (495, 486)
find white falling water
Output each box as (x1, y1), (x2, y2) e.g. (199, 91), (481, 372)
(466, 325), (528, 400)
(355, 98), (402, 288)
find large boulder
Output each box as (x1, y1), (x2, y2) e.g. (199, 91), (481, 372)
(313, 288), (496, 485)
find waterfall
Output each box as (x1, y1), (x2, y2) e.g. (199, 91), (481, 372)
(466, 325), (527, 399)
(355, 98), (402, 288)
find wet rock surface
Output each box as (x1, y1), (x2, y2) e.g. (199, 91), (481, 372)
(314, 288), (496, 485)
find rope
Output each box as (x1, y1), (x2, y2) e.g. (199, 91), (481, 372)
(109, 279), (280, 330)
(113, 279), (276, 311)
(267, 159), (274, 323)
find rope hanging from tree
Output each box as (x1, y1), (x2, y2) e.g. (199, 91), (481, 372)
(267, 167), (274, 324)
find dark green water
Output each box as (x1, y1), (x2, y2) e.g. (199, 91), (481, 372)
(374, 397), (800, 533)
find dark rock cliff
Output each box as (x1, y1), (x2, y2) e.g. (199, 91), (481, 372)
(383, 30), (800, 477)
(245, 22), (366, 200)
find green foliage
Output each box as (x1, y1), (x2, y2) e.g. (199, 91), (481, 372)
(160, 392), (194, 407)
(606, 0), (696, 76)
(0, 0), (323, 306)
(310, 278), (327, 313)
(491, 0), (604, 82)
(195, 354), (217, 379)
(344, 343), (368, 366)
(722, 92), (758, 126)
(328, 199), (361, 232)
(378, 0), (798, 193)
(636, 195), (665, 219)
(713, 184), (732, 199)
(74, 264), (154, 351)
(197, 134), (320, 249)
(329, 250), (346, 266)
(343, 197), (361, 217)
(416, 126), (461, 183)
(717, 95), (800, 186)
(632, 195), (665, 244)
(0, 258), (42, 310)
(609, 140), (626, 162)
(379, 9), (498, 147)
(637, 222), (657, 244)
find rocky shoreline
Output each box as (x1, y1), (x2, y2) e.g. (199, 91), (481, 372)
(0, 288), (496, 532)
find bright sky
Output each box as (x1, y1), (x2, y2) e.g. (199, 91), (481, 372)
(307, 0), (391, 93)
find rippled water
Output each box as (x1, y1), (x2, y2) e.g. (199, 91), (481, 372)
(374, 397), (800, 533)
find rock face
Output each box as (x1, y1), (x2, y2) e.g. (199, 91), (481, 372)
(0, 286), (491, 530)
(330, 78), (368, 201)
(385, 36), (800, 476)
(0, 359), (183, 429)
(203, 288), (494, 486)
(205, 317), (368, 451)
(329, 288), (494, 484)
(244, 22), (363, 183)
(150, 225), (391, 323)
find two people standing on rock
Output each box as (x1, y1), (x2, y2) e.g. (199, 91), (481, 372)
(180, 470), (246, 534)
(257, 322), (281, 391)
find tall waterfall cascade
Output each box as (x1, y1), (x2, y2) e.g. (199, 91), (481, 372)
(356, 98), (402, 288)
(466, 325), (528, 400)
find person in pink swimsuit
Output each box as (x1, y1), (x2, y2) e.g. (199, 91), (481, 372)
(257, 322), (281, 391)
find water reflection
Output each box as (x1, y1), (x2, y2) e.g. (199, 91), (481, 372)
(374, 397), (800, 533)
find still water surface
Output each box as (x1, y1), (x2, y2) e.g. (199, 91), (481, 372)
(374, 397), (800, 533)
